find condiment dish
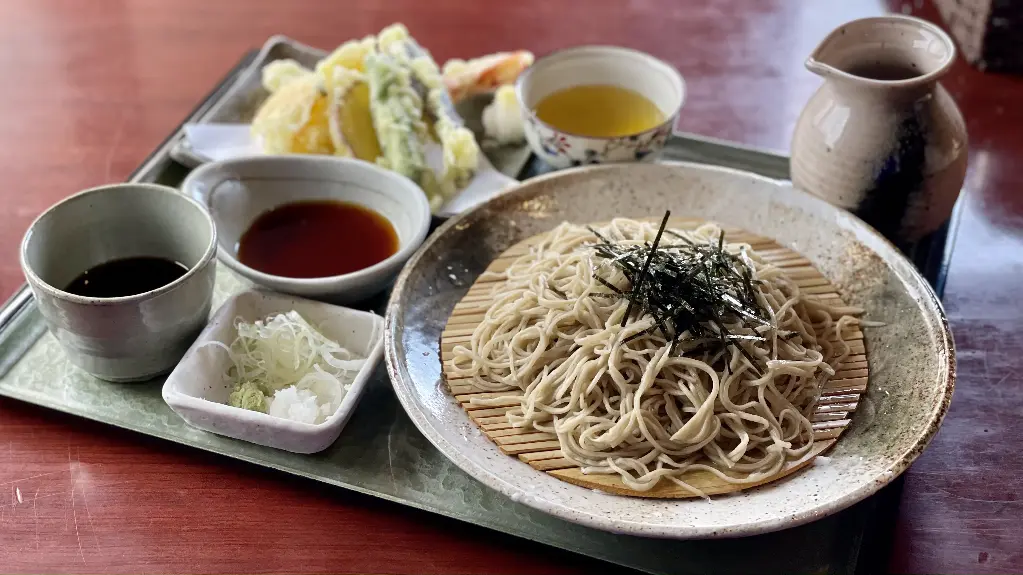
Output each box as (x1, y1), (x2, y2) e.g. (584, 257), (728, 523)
(162, 290), (384, 454)
(516, 45), (685, 168)
(181, 155), (431, 304)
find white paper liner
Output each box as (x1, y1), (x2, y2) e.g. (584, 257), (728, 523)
(183, 123), (518, 214)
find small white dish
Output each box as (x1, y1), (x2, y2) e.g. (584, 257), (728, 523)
(162, 290), (383, 454)
(516, 45), (685, 169)
(181, 155), (431, 304)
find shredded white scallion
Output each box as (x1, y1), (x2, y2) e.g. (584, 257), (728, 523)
(201, 310), (367, 424)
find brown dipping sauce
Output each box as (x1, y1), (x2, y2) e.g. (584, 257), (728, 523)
(65, 257), (189, 298)
(237, 200), (398, 279)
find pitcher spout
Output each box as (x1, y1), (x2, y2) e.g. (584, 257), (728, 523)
(805, 57), (841, 81)
(805, 15), (956, 88)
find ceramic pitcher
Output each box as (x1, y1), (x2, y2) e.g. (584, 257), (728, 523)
(791, 15), (967, 251)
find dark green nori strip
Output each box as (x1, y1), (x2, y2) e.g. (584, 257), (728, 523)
(620, 211), (671, 327)
(589, 211), (771, 375)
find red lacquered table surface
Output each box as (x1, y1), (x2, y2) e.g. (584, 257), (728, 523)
(2, 0), (1022, 573)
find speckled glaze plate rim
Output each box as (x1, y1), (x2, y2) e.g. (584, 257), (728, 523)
(384, 161), (955, 539)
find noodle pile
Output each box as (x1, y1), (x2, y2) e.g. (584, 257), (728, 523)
(450, 219), (861, 496)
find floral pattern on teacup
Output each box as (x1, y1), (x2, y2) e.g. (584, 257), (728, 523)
(524, 112), (675, 169)
(633, 123), (673, 159)
(540, 132), (571, 156)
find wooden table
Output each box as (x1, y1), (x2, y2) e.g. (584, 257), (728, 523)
(1, 0), (1021, 573)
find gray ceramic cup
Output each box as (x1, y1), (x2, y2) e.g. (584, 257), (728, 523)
(20, 183), (217, 382)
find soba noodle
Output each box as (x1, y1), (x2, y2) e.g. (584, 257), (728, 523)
(450, 219), (862, 496)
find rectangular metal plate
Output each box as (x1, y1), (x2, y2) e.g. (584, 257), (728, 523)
(0, 46), (951, 575)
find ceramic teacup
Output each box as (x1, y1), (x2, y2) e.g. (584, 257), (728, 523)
(516, 45), (685, 169)
(20, 183), (217, 382)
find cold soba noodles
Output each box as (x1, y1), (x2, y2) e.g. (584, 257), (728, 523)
(450, 215), (862, 496)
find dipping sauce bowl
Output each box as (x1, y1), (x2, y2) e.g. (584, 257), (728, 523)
(181, 155), (431, 304)
(20, 183), (217, 382)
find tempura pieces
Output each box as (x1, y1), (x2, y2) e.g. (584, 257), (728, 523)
(249, 23), (529, 212)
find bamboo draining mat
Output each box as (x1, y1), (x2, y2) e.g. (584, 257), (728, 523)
(440, 219), (868, 498)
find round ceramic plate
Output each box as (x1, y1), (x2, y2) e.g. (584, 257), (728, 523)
(383, 162), (954, 539)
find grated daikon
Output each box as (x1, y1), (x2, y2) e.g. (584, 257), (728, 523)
(203, 310), (368, 424)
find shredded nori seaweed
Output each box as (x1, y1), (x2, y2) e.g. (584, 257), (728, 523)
(589, 211), (772, 374)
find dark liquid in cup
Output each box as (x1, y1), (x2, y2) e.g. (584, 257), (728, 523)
(65, 257), (189, 298)
(843, 63), (920, 81)
(237, 200), (398, 279)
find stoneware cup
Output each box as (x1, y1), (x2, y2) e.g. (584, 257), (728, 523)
(791, 15), (967, 250)
(515, 45), (685, 169)
(20, 183), (217, 382)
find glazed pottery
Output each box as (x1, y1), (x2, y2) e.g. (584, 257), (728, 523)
(515, 45), (685, 168)
(181, 155), (430, 304)
(20, 184), (217, 382)
(384, 162), (953, 538)
(791, 15), (967, 249)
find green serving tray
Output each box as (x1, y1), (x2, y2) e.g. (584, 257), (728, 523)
(0, 48), (938, 575)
